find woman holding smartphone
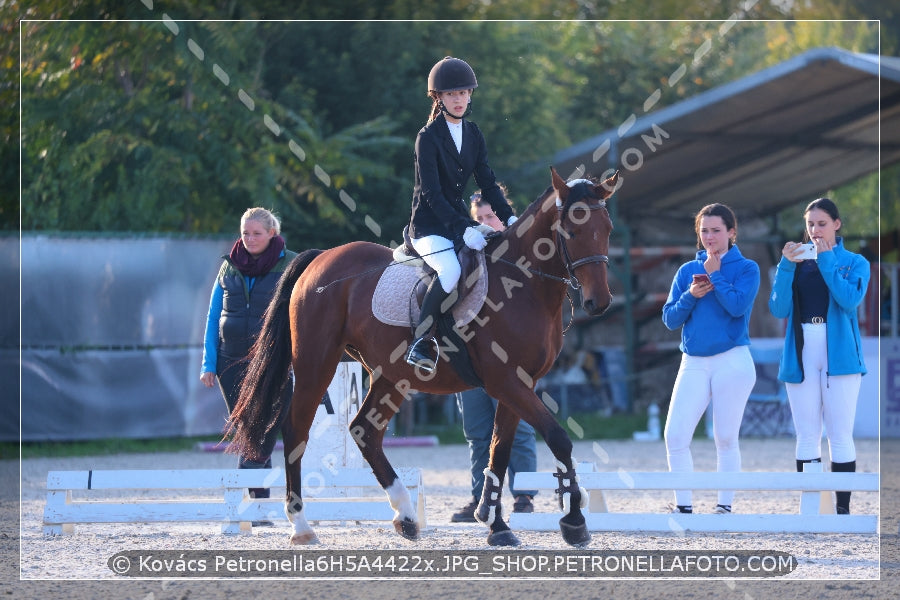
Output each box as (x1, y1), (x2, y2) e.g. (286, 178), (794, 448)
(662, 203), (760, 514)
(769, 197), (869, 514)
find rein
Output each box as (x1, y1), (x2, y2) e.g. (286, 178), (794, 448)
(491, 199), (610, 287)
(317, 191), (611, 330)
(314, 247), (453, 294)
(489, 195), (610, 335)
(491, 254), (573, 286)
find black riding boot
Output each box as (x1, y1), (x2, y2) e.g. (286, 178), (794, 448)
(796, 457), (822, 472)
(240, 455), (273, 499)
(832, 460), (856, 514)
(405, 278), (450, 373)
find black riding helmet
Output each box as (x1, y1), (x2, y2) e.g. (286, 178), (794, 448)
(427, 56), (478, 93)
(428, 56), (478, 119)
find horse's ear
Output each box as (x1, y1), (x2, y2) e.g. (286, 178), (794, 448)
(550, 166), (568, 201)
(594, 170), (619, 200)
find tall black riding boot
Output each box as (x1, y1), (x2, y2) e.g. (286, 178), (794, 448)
(405, 278), (450, 373)
(832, 460), (856, 514)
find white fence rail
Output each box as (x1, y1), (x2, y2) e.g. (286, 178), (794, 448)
(43, 467), (425, 535)
(509, 463), (878, 534)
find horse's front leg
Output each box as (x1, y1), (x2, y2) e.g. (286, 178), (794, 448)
(350, 377), (419, 540)
(544, 422), (590, 547)
(475, 401), (519, 546)
(491, 386), (591, 548)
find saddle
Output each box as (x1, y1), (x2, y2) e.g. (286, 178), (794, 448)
(371, 227), (489, 329)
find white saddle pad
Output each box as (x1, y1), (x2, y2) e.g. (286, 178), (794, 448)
(372, 251), (488, 328)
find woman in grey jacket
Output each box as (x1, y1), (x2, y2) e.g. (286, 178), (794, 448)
(769, 197), (870, 514)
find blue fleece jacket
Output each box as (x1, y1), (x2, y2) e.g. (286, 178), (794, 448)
(662, 245), (760, 357)
(768, 237), (869, 383)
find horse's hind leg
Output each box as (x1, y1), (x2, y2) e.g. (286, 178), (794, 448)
(475, 401), (519, 546)
(281, 387), (323, 545)
(349, 376), (418, 540)
(282, 349), (346, 545)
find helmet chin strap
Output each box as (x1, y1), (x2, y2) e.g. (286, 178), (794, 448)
(439, 100), (473, 119)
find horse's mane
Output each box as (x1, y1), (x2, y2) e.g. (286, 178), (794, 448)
(517, 184), (555, 223)
(497, 175), (602, 241)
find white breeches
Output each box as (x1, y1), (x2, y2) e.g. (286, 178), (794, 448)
(664, 345), (756, 506)
(785, 323), (860, 464)
(410, 235), (460, 294)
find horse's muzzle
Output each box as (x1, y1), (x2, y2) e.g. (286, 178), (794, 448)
(583, 295), (612, 317)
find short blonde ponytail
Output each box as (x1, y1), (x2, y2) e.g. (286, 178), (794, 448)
(241, 207), (281, 235)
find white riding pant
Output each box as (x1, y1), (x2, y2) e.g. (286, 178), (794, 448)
(664, 345), (756, 506)
(785, 323), (860, 464)
(410, 234), (460, 294)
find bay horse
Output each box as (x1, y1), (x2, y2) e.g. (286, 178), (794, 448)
(227, 167), (619, 547)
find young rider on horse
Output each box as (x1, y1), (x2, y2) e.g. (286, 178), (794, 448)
(405, 56), (516, 373)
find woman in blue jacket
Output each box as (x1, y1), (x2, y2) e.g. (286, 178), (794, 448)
(200, 207), (297, 503)
(662, 203), (760, 515)
(404, 56), (516, 373)
(769, 197), (869, 514)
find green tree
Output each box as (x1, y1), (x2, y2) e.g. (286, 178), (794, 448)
(8, 1), (896, 250)
(19, 18), (405, 247)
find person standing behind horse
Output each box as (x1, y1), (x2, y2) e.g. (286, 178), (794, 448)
(662, 203), (759, 514)
(200, 207), (297, 501)
(404, 56), (516, 374)
(451, 189), (538, 522)
(769, 197), (869, 514)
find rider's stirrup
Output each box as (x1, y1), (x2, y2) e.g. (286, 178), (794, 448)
(405, 336), (439, 373)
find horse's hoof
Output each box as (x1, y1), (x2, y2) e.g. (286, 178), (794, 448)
(394, 517), (419, 540)
(487, 530), (520, 546)
(559, 518), (591, 547)
(289, 532), (320, 545)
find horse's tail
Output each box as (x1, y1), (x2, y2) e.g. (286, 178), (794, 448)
(225, 249), (324, 459)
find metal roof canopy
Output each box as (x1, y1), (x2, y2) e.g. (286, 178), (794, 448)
(550, 47), (900, 221)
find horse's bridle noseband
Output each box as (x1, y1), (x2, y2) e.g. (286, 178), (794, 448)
(556, 198), (610, 290)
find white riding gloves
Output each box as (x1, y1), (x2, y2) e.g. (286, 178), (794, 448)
(463, 226), (488, 250)
(506, 215), (518, 227)
(474, 223), (495, 236)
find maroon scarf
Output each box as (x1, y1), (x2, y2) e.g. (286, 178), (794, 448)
(229, 235), (285, 277)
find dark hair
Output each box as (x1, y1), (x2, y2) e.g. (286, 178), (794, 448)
(804, 197), (841, 221)
(802, 197), (841, 241)
(694, 203), (737, 249)
(469, 183), (515, 217)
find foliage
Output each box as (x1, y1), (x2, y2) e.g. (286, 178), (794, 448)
(5, 1), (893, 255)
(755, 18), (891, 246)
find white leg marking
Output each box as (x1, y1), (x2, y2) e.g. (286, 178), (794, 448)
(286, 499), (318, 544)
(386, 478), (415, 522)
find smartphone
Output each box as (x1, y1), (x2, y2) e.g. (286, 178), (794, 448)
(692, 273), (711, 285)
(794, 242), (817, 260)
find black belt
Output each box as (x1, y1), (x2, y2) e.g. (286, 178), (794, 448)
(801, 316), (826, 324)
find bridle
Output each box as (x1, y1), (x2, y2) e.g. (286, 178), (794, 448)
(555, 190), (611, 291)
